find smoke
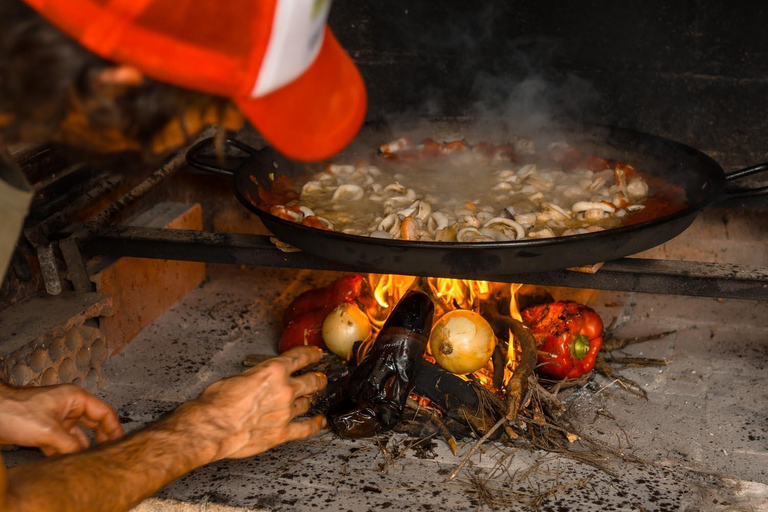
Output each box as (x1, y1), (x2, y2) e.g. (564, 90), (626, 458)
(463, 25), (600, 134)
(470, 72), (599, 133)
(368, 3), (600, 137)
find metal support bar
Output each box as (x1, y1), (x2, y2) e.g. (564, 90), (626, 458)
(57, 127), (217, 294)
(24, 173), (124, 295)
(85, 226), (768, 301)
(59, 239), (92, 293)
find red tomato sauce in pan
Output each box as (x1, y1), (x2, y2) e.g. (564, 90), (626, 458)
(624, 177), (688, 226)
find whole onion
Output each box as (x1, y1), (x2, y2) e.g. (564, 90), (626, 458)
(429, 310), (495, 375)
(322, 303), (372, 359)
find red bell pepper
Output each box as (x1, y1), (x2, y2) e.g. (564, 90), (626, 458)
(279, 305), (334, 352)
(282, 275), (369, 326)
(520, 301), (603, 379)
(279, 275), (374, 353)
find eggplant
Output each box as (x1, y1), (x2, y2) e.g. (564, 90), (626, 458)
(328, 290), (435, 438)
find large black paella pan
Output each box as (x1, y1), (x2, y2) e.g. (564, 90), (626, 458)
(186, 118), (768, 276)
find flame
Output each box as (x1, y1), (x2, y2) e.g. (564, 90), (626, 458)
(508, 284), (523, 322)
(409, 392), (438, 411)
(366, 274), (526, 388)
(368, 274), (417, 330)
(426, 278), (492, 311)
(506, 283), (523, 374)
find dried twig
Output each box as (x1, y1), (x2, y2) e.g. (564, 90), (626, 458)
(491, 341), (507, 390)
(449, 417), (506, 480)
(529, 376), (566, 414)
(406, 399), (458, 455)
(602, 356), (668, 367)
(547, 372), (594, 395)
(505, 319), (538, 419)
(601, 330), (676, 351)
(480, 302), (538, 420)
(594, 355), (649, 400)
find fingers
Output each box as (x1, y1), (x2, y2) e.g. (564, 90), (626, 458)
(291, 372), (327, 399)
(39, 425), (89, 456)
(74, 392), (125, 444)
(291, 397), (312, 418)
(68, 425), (90, 451)
(276, 346), (324, 374)
(284, 414), (327, 443)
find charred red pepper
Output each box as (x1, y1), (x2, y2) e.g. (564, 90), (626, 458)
(329, 290), (435, 438)
(520, 301), (603, 379)
(279, 275), (373, 353)
(279, 305), (334, 352)
(282, 275), (369, 326)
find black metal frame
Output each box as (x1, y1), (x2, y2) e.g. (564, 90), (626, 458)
(83, 226), (768, 301)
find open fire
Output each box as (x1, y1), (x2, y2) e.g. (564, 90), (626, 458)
(279, 272), (611, 459)
(365, 274), (523, 388)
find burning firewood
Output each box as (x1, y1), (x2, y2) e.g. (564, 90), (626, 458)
(411, 361), (505, 436)
(404, 399), (458, 455)
(255, 273), (677, 485)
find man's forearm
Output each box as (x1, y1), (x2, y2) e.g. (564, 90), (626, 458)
(4, 402), (221, 512)
(1, 346), (326, 511)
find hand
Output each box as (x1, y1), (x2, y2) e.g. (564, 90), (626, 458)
(0, 383), (124, 456)
(188, 346), (328, 461)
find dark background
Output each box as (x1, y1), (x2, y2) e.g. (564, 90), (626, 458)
(329, 1), (768, 172)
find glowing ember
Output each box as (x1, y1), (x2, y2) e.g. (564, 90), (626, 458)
(366, 274), (524, 388)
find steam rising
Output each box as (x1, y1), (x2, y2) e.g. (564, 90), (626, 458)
(336, 5), (604, 207)
(470, 73), (599, 135)
(368, 2), (600, 140)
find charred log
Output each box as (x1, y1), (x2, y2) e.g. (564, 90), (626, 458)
(411, 361), (480, 414)
(411, 361), (503, 435)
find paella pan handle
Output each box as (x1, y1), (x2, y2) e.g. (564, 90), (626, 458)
(185, 135), (266, 177)
(186, 135), (300, 193)
(724, 163), (768, 198)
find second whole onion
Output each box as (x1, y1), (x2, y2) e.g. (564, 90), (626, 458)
(429, 310), (495, 375)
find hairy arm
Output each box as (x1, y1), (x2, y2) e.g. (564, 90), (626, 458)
(4, 405), (218, 512)
(1, 347), (327, 512)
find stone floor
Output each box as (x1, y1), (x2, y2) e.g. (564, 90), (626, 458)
(8, 264), (768, 511)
